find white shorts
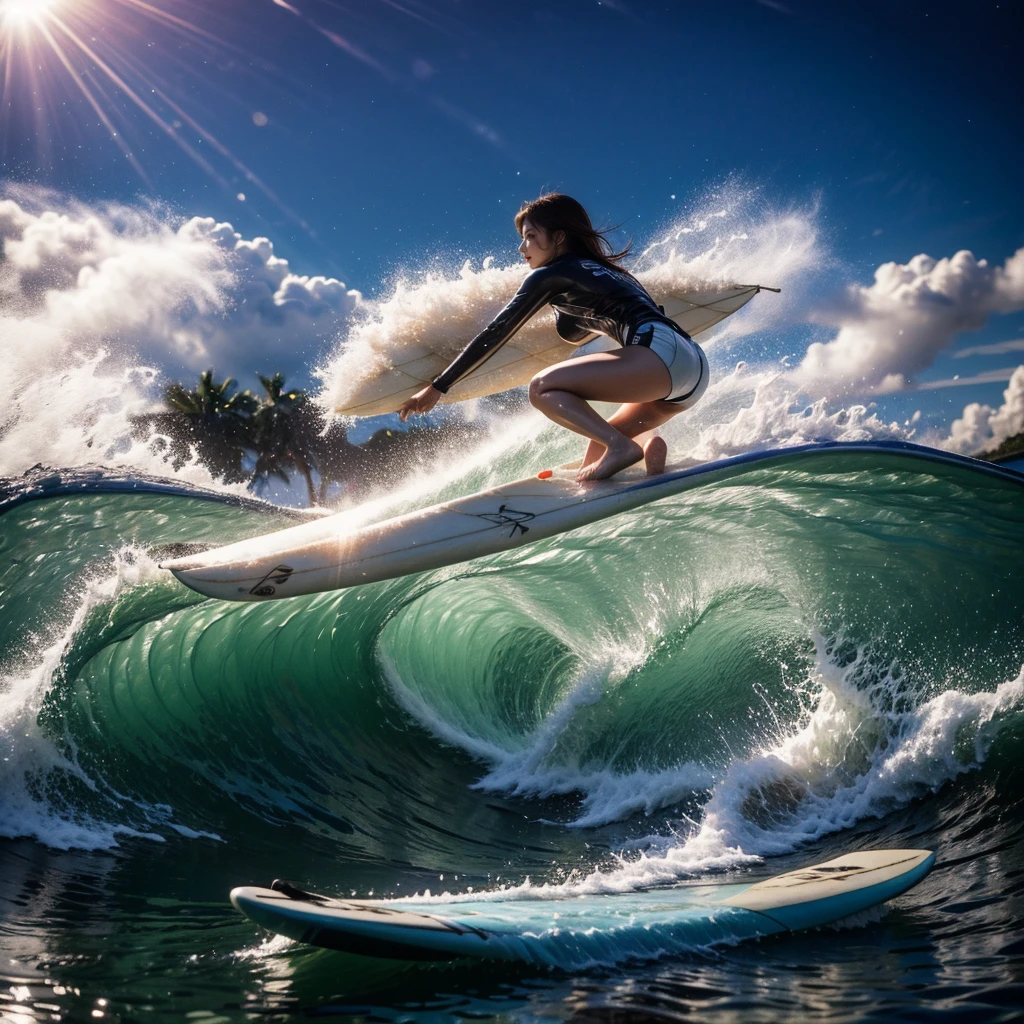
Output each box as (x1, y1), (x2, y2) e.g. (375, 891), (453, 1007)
(630, 321), (709, 408)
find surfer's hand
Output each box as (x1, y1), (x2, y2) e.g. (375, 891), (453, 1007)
(399, 385), (442, 422)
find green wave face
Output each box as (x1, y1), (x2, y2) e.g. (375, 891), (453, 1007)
(2, 449), (1023, 874)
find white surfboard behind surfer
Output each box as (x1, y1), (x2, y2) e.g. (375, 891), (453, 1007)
(329, 275), (775, 418)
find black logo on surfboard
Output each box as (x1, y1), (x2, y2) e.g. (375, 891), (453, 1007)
(475, 505), (536, 537)
(248, 564), (294, 596)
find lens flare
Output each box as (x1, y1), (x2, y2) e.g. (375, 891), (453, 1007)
(0, 0), (59, 27)
(0, 0), (309, 230)
(0, 0), (465, 240)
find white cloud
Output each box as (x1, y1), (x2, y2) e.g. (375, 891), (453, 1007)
(794, 247), (1024, 394)
(0, 191), (364, 482)
(917, 367), (1019, 390)
(942, 365), (1024, 454)
(0, 194), (363, 381)
(954, 338), (1024, 359)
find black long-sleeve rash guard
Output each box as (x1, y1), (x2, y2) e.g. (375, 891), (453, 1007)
(430, 254), (686, 394)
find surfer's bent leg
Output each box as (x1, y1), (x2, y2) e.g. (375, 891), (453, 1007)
(528, 347), (672, 481)
(578, 327), (710, 475)
(580, 402), (682, 476)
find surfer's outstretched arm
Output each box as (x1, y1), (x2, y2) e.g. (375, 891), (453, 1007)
(398, 265), (564, 421)
(434, 268), (564, 392)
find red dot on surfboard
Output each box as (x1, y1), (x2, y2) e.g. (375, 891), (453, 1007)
(537, 470), (553, 479)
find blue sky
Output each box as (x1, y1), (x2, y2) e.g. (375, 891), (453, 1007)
(2, 0), (1022, 447)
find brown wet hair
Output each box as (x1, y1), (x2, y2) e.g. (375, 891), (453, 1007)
(514, 193), (635, 277)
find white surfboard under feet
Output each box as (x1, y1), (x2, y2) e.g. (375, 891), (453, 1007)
(160, 456), (702, 601)
(161, 441), (979, 603)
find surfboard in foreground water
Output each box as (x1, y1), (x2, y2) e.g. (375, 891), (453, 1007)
(230, 848), (935, 967)
(160, 441), (1018, 603)
(335, 283), (776, 417)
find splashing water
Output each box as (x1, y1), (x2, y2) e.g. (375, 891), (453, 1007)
(2, 184), (1024, 1017)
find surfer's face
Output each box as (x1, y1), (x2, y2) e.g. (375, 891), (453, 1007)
(518, 219), (564, 269)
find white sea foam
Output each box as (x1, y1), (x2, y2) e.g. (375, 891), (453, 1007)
(600, 653), (1024, 889)
(0, 326), (250, 492)
(385, 628), (1024, 902)
(635, 188), (823, 350)
(233, 933), (296, 961)
(682, 370), (911, 462)
(1, 183), (921, 511)
(317, 186), (822, 414)
(381, 646), (716, 834)
(0, 190), (356, 494)
(0, 545), (206, 850)
(586, 653), (1024, 896)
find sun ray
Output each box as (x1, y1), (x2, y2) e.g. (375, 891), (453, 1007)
(0, 0), (314, 231)
(34, 16), (151, 180)
(269, 0), (394, 80)
(47, 13), (225, 182)
(0, 0), (484, 246)
(116, 43), (311, 227)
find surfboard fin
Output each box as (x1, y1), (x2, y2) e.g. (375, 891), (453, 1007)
(270, 878), (322, 903)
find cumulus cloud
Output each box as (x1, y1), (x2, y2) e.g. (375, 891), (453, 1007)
(942, 365), (1024, 454)
(794, 247), (1024, 394)
(0, 194), (363, 381)
(0, 192), (364, 482)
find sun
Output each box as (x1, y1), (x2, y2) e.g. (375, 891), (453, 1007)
(0, 0), (60, 29)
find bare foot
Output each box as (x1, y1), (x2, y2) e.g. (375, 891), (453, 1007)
(644, 436), (667, 476)
(576, 439), (643, 482)
(580, 439), (604, 471)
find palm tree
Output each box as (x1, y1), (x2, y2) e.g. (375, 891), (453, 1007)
(145, 369), (481, 505)
(144, 370), (257, 481)
(250, 372), (320, 504)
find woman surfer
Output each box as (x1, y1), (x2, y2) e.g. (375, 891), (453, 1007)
(399, 193), (709, 482)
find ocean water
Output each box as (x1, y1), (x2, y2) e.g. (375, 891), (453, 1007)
(3, 193), (1024, 1022)
(2, 437), (1024, 1023)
